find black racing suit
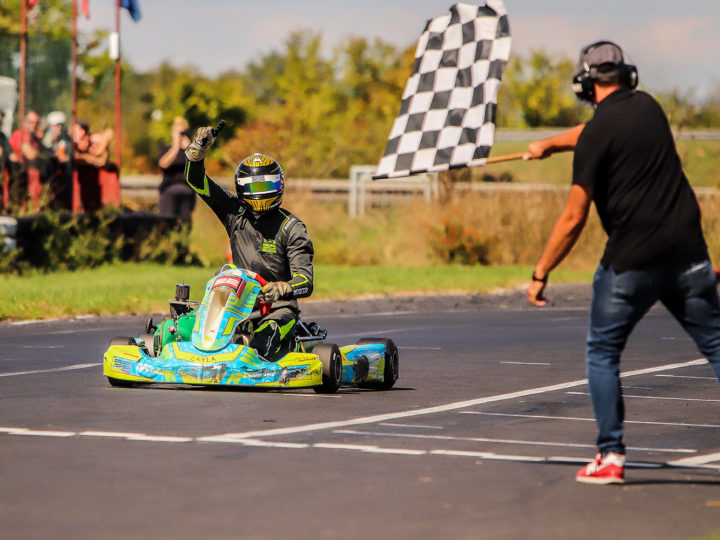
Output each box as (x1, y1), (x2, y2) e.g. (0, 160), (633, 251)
(185, 159), (314, 358)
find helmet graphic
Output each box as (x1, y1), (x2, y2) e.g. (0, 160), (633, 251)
(234, 154), (284, 214)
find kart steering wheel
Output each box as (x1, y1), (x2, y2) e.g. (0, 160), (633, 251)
(253, 273), (272, 317)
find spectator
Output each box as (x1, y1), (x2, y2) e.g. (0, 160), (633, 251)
(44, 111), (73, 210)
(72, 120), (112, 168)
(0, 110), (20, 209)
(71, 119), (114, 212)
(9, 110), (53, 207)
(157, 116), (195, 223)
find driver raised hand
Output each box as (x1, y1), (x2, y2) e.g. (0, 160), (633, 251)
(185, 126), (314, 360)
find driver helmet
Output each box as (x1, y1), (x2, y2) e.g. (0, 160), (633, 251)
(234, 154), (284, 214)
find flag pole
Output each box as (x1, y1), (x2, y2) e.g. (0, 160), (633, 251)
(114, 0), (122, 175)
(485, 152), (527, 164)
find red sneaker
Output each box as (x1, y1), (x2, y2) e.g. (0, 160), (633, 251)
(576, 452), (625, 484)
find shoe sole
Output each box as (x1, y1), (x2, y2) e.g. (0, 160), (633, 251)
(576, 475), (624, 485)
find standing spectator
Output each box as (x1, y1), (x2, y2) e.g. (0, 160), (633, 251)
(0, 110), (20, 209)
(71, 119), (113, 212)
(44, 111), (73, 210)
(525, 41), (720, 484)
(157, 116), (195, 223)
(9, 110), (52, 207)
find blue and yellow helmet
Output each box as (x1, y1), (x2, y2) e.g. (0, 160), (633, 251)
(234, 153), (284, 214)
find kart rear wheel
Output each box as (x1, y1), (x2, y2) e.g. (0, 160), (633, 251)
(313, 343), (342, 394)
(357, 338), (399, 390)
(107, 337), (136, 387)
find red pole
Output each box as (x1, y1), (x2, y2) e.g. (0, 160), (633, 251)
(71, 0), (78, 128)
(19, 0), (27, 133)
(114, 0), (122, 175)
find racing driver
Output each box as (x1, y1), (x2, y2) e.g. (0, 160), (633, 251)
(184, 125), (314, 360)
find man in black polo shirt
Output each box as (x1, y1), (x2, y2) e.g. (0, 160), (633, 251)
(524, 41), (720, 484)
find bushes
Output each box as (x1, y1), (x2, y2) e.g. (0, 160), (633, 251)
(428, 218), (494, 265)
(2, 210), (199, 274)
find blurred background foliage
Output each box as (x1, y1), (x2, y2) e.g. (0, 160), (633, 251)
(1, 2), (719, 178)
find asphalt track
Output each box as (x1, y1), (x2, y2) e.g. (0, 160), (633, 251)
(1, 285), (720, 539)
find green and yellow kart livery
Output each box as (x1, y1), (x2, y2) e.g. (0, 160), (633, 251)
(103, 266), (398, 393)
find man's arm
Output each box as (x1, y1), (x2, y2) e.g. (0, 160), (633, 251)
(527, 184), (593, 307)
(524, 124), (585, 160)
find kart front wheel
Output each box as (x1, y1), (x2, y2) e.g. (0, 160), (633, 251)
(313, 343), (342, 394)
(107, 337), (136, 388)
(357, 338), (399, 390)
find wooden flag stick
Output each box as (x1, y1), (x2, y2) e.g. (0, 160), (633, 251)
(485, 152), (527, 164)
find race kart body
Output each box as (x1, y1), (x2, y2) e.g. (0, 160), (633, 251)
(103, 267), (398, 393)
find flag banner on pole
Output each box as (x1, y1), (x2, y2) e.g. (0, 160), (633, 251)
(121, 0), (141, 22)
(373, 1), (511, 179)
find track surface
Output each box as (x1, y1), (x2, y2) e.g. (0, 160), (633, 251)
(2, 287), (720, 539)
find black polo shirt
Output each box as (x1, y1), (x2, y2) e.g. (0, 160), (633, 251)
(572, 87), (707, 272)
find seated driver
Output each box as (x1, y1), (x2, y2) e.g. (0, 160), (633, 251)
(184, 126), (314, 360)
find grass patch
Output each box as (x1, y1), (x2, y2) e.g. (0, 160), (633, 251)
(0, 263), (592, 321)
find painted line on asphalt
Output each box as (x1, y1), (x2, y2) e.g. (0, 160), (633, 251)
(0, 363), (101, 377)
(379, 423), (445, 429)
(655, 374), (717, 380)
(668, 452), (720, 467)
(500, 361), (551, 366)
(333, 429), (696, 454)
(3, 427), (720, 469)
(198, 358), (708, 441)
(567, 391), (720, 403)
(463, 411), (720, 429)
(0, 427), (75, 437)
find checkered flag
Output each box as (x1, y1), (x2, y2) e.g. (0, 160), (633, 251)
(373, 1), (511, 179)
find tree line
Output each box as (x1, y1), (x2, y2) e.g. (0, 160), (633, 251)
(2, 0), (719, 178)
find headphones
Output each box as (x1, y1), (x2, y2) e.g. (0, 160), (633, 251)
(572, 41), (638, 103)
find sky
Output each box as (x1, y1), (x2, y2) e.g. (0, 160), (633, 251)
(79, 0), (720, 99)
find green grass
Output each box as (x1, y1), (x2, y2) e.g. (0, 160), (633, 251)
(0, 263), (593, 321)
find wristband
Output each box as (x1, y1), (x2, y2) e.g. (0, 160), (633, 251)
(532, 272), (548, 284)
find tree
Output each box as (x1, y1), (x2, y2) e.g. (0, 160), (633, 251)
(499, 50), (590, 127)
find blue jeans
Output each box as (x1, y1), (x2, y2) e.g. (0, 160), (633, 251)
(587, 259), (720, 455)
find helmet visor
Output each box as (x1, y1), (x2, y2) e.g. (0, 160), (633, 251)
(237, 175), (283, 195)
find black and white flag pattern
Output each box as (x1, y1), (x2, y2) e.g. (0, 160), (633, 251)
(374, 1), (511, 179)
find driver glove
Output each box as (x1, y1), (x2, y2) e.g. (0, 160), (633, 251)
(184, 126), (215, 162)
(258, 281), (292, 303)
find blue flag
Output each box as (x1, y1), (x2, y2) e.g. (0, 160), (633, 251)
(121, 0), (141, 22)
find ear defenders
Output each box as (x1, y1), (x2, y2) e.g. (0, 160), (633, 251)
(572, 41), (638, 103)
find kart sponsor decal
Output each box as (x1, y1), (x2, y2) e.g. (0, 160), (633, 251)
(213, 275), (245, 293)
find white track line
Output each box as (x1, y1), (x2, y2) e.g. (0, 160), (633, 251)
(500, 362), (551, 366)
(379, 423), (445, 429)
(198, 358), (708, 441)
(333, 429), (696, 454)
(0, 428), (75, 437)
(0, 363), (101, 377)
(463, 411), (720, 429)
(567, 391), (720, 403)
(668, 452), (720, 467)
(656, 374), (717, 380)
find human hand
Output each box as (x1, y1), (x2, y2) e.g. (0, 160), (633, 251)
(184, 126), (214, 162)
(527, 275), (548, 307)
(524, 140), (552, 161)
(258, 281), (292, 303)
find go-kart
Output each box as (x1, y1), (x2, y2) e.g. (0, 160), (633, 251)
(102, 266), (398, 393)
